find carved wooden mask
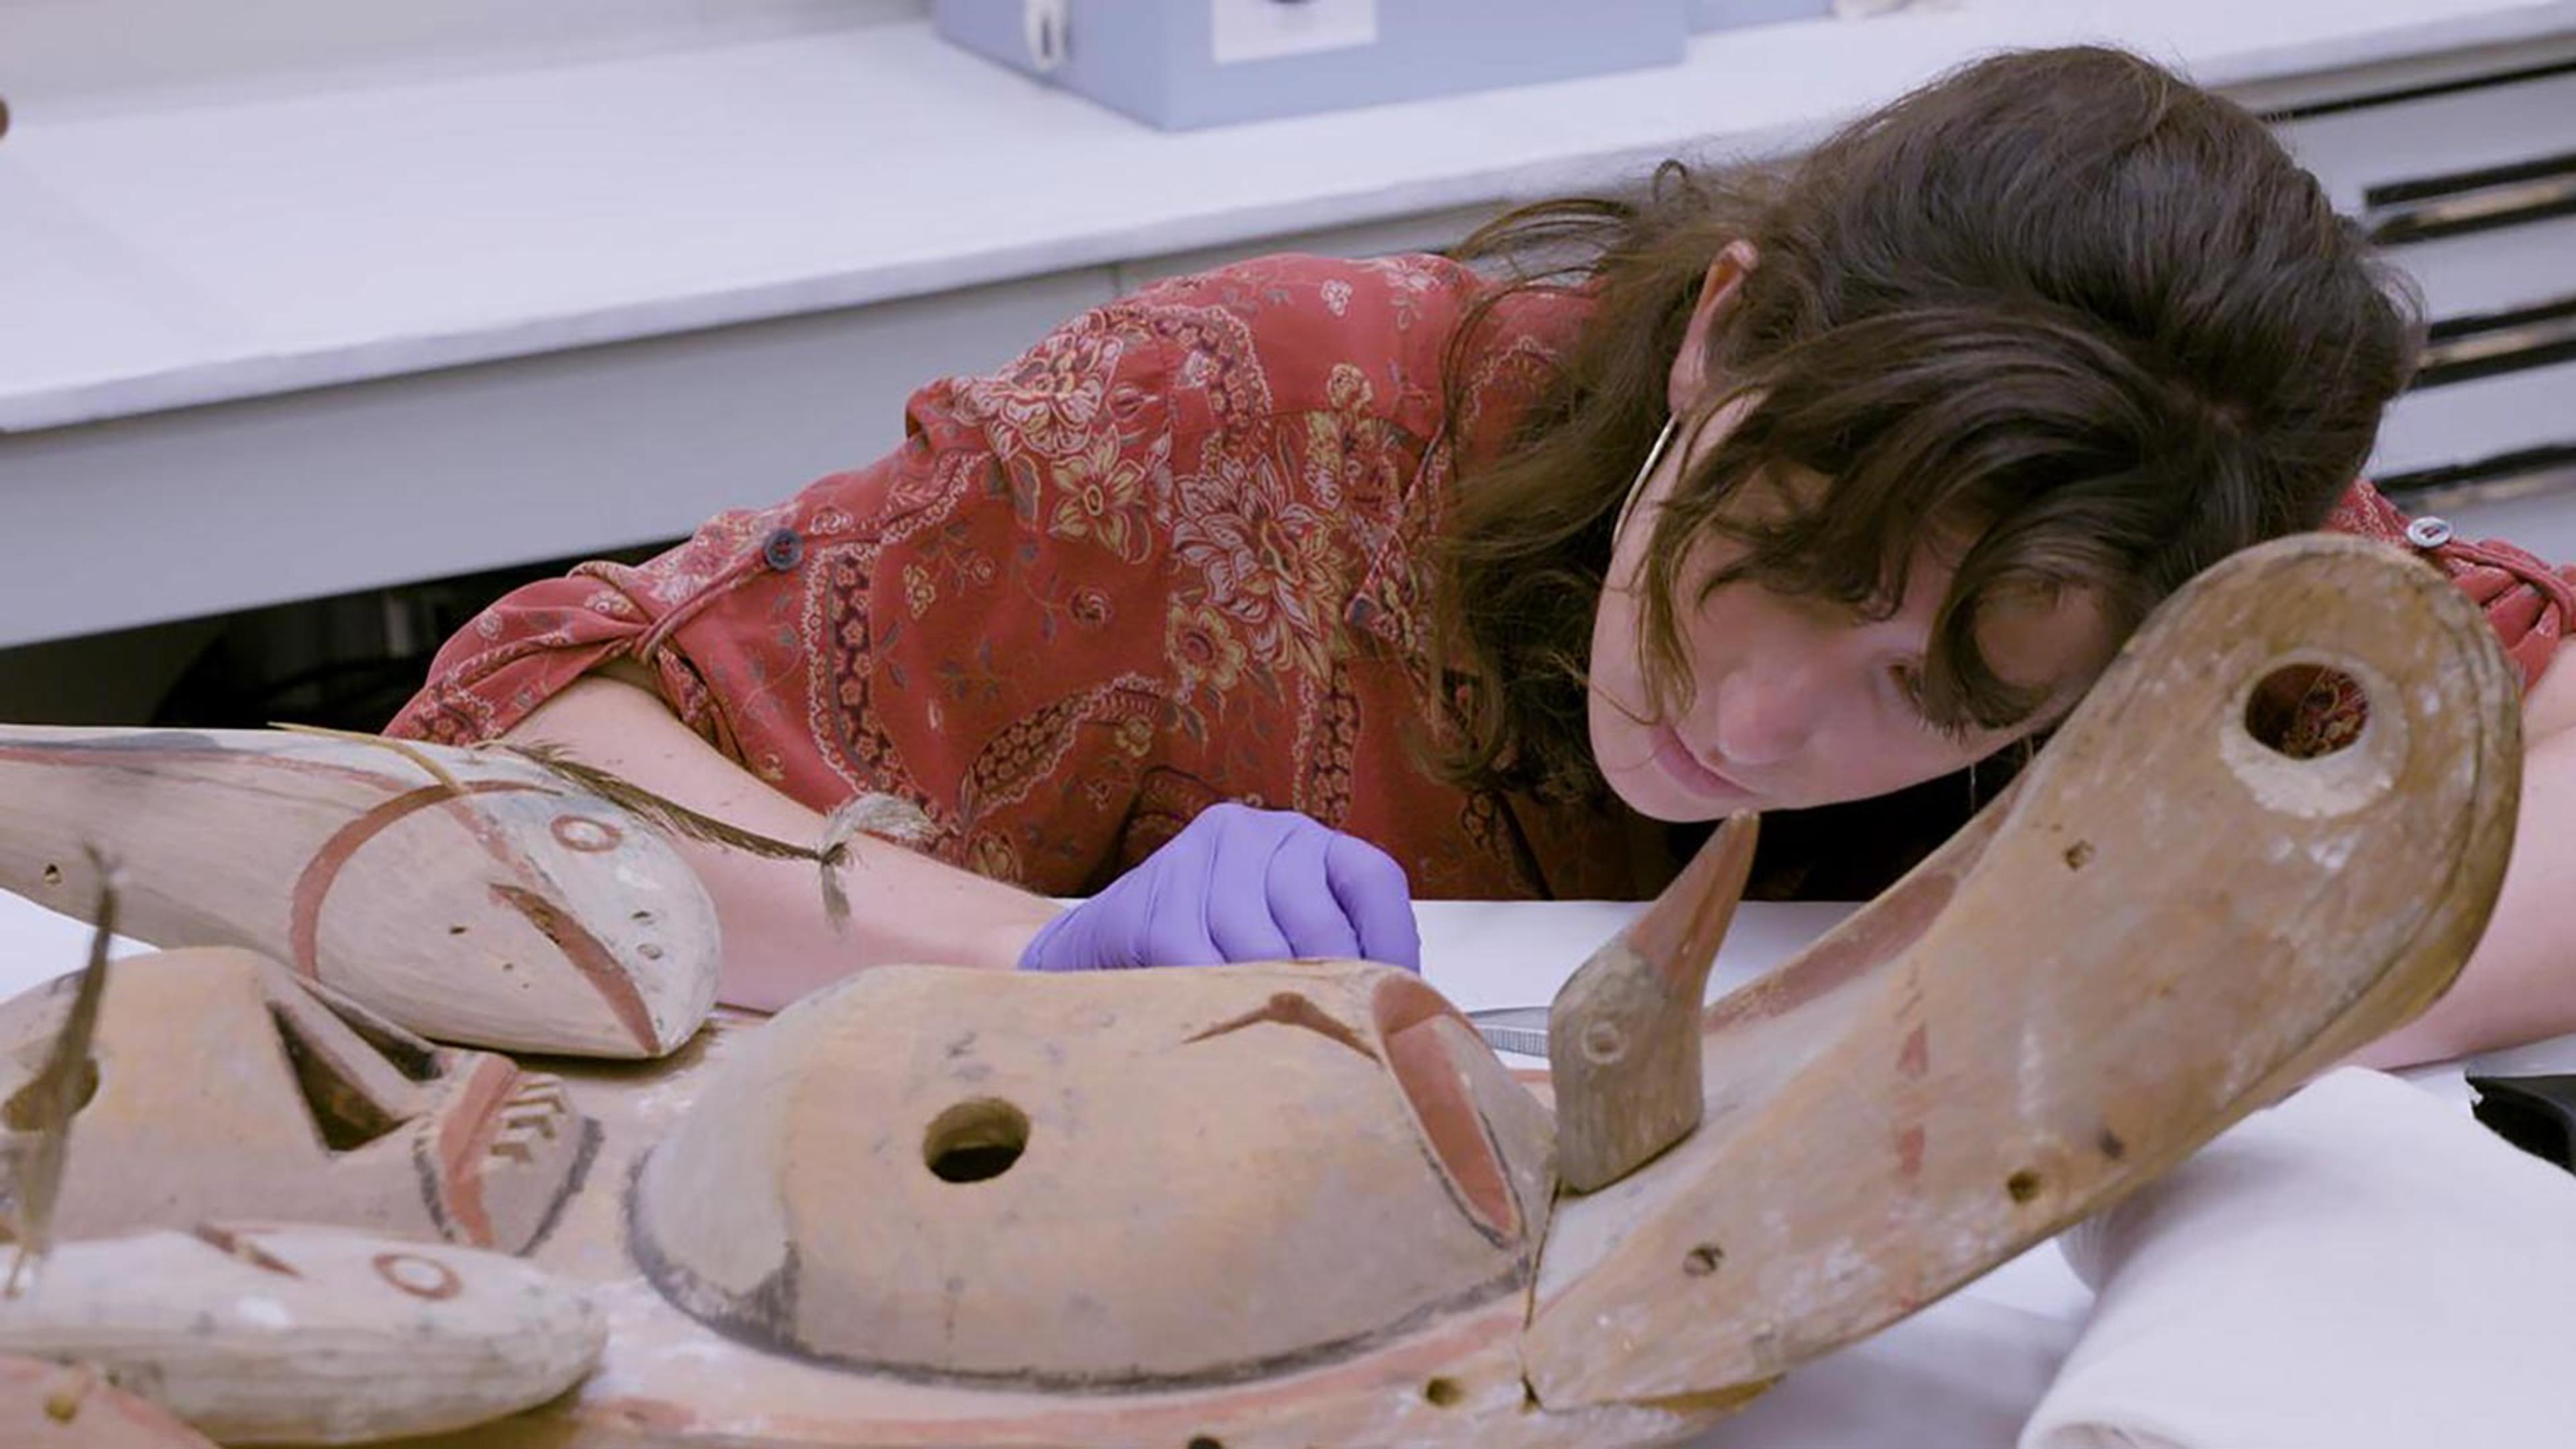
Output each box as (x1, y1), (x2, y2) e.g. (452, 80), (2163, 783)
(0, 948), (594, 1255)
(630, 961), (1553, 1387)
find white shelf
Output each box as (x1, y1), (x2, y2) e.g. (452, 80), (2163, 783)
(5, 0), (2575, 433)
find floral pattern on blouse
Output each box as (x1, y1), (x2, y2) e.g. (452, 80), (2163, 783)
(392, 254), (1636, 899)
(391, 252), (2571, 900)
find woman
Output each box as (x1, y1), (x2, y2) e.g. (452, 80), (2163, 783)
(391, 47), (2574, 1066)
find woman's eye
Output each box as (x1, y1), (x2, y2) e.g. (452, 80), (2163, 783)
(1889, 663), (1929, 711)
(1892, 663), (1978, 743)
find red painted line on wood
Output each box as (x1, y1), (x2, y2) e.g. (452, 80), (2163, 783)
(488, 883), (659, 1055)
(286, 780), (541, 978)
(1894, 1124), (1927, 1181)
(1898, 1022), (1930, 1079)
(1385, 1020), (1520, 1244)
(1375, 975), (1522, 1244)
(430, 1055), (519, 1248)
(372, 1250), (463, 1301)
(1184, 991), (1379, 1062)
(191, 1223), (300, 1277)
(289, 775), (658, 1052)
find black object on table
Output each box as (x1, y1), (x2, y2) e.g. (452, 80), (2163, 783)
(2468, 1074), (2576, 1173)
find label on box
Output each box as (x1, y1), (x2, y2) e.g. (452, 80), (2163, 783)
(1209, 0), (1379, 65)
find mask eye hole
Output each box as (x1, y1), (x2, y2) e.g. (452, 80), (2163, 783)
(923, 1098), (1029, 1184)
(2243, 664), (2369, 760)
(269, 1005), (405, 1153)
(301, 979), (443, 1084)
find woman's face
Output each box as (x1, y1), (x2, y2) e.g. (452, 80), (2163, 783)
(1585, 402), (2118, 822)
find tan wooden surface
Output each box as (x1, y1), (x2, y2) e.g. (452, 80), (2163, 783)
(1525, 535), (2522, 1405)
(0, 727), (717, 1058)
(0, 948), (596, 1256)
(633, 961), (1554, 1384)
(399, 998), (1748, 1449)
(0, 534), (2522, 1448)
(0, 1353), (219, 1448)
(0, 1225), (602, 1444)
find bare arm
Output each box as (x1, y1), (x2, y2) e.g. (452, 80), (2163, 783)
(507, 667), (1061, 1012)
(2353, 652), (2576, 1068)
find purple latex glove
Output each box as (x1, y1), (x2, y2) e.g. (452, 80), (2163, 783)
(1018, 802), (1421, 973)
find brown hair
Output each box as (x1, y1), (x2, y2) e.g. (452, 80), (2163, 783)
(1428, 45), (2421, 804)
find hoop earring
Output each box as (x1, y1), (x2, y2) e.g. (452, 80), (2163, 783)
(1609, 415), (1682, 555)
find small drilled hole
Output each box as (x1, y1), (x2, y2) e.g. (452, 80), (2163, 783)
(40, 864), (62, 886)
(2244, 665), (2365, 759)
(1683, 1244), (1723, 1277)
(1424, 1377), (1463, 1408)
(2006, 1170), (2043, 1204)
(1580, 1020), (1626, 1065)
(1187, 1438), (1224, 1449)
(2063, 841), (2094, 870)
(925, 1098), (1028, 1183)
(448, 924), (468, 936)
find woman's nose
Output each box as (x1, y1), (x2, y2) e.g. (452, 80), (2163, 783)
(1707, 659), (1823, 769)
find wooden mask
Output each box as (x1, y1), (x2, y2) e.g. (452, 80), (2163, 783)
(630, 961), (1553, 1387)
(558, 535), (2523, 1446)
(0, 948), (594, 1256)
(0, 727), (719, 1059)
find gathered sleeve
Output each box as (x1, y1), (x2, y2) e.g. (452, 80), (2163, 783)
(2327, 478), (2575, 688)
(387, 252), (1497, 894)
(2266, 478), (2576, 755)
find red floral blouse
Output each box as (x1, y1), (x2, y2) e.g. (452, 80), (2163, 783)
(390, 253), (2573, 900)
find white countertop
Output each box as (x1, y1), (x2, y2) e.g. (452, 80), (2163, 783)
(4, 0), (2573, 433)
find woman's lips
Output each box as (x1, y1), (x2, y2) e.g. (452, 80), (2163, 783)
(1653, 723), (1746, 800)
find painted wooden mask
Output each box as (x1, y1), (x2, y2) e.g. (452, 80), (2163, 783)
(0, 947), (593, 1256)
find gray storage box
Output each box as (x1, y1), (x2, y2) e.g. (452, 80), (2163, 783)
(933, 0), (1690, 131)
(1690, 0), (1835, 28)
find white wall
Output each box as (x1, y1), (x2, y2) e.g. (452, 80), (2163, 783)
(0, 0), (928, 117)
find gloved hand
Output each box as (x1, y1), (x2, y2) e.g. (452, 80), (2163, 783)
(1017, 802), (1421, 973)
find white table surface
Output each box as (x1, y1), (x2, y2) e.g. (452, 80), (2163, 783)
(5, 0), (2573, 432)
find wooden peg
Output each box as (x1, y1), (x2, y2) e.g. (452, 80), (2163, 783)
(0, 1354), (217, 1447)
(1550, 813), (1760, 1193)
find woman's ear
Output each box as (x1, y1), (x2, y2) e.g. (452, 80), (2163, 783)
(1667, 241), (1761, 417)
